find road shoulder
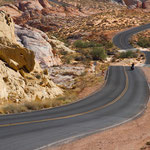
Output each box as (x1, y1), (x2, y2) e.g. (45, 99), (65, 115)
(45, 67), (150, 150)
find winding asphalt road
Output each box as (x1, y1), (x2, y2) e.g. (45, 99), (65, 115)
(0, 24), (150, 150)
(113, 23), (150, 50)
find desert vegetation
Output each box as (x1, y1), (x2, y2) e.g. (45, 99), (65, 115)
(130, 30), (150, 48)
(0, 0), (149, 114)
(137, 37), (150, 48)
(117, 51), (138, 58)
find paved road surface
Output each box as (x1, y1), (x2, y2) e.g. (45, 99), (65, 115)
(0, 24), (150, 150)
(113, 23), (150, 50)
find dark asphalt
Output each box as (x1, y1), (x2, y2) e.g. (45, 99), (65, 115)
(0, 24), (150, 150)
(113, 23), (150, 50)
(113, 23), (150, 64)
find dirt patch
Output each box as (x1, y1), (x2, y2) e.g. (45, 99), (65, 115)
(142, 67), (150, 83)
(45, 67), (150, 150)
(77, 78), (104, 100)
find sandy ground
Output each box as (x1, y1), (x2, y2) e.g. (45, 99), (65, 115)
(43, 67), (150, 150)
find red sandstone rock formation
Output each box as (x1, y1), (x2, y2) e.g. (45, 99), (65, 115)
(38, 0), (52, 8)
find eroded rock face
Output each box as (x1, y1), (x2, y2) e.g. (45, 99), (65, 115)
(0, 0), (85, 32)
(0, 60), (63, 102)
(123, 0), (139, 7)
(18, 0), (44, 11)
(0, 10), (16, 43)
(0, 4), (22, 17)
(0, 11), (63, 103)
(121, 0), (150, 9)
(0, 42), (35, 72)
(38, 0), (52, 8)
(15, 25), (61, 67)
(0, 11), (35, 72)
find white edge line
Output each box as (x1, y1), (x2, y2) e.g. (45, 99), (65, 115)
(35, 66), (150, 150)
(35, 104), (147, 150)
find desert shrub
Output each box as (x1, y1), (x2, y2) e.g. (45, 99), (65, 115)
(111, 57), (116, 62)
(118, 51), (138, 58)
(88, 41), (102, 47)
(60, 50), (68, 55)
(0, 104), (27, 114)
(24, 101), (41, 110)
(35, 74), (41, 79)
(90, 47), (107, 60)
(137, 37), (150, 48)
(74, 40), (86, 48)
(102, 41), (113, 49)
(43, 69), (48, 75)
(75, 55), (85, 61)
(65, 56), (72, 64)
(75, 49), (92, 61)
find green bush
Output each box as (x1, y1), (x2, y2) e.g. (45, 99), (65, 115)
(137, 37), (150, 48)
(118, 51), (138, 58)
(102, 41), (113, 49)
(88, 41), (102, 47)
(74, 40), (86, 48)
(90, 47), (107, 60)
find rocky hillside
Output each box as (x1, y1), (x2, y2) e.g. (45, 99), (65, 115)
(60, 0), (150, 9)
(0, 0), (149, 114)
(0, 11), (63, 109)
(0, 10), (35, 72)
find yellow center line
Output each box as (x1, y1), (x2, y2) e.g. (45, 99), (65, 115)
(0, 67), (129, 127)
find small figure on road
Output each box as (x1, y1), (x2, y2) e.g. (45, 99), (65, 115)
(131, 63), (135, 70)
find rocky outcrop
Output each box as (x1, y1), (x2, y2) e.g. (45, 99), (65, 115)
(38, 0), (52, 8)
(18, 0), (44, 11)
(0, 10), (63, 103)
(15, 25), (61, 67)
(0, 4), (22, 17)
(118, 0), (150, 10)
(0, 41), (35, 72)
(122, 0), (137, 6)
(0, 11), (35, 72)
(0, 10), (16, 43)
(0, 59), (63, 101)
(49, 38), (74, 53)
(0, 0), (85, 32)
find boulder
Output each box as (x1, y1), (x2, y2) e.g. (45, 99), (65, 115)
(49, 39), (74, 53)
(15, 25), (61, 67)
(38, 0), (52, 8)
(18, 0), (43, 11)
(0, 4), (22, 17)
(0, 42), (35, 72)
(0, 11), (35, 72)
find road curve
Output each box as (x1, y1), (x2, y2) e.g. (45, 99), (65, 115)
(0, 24), (150, 150)
(113, 23), (150, 50)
